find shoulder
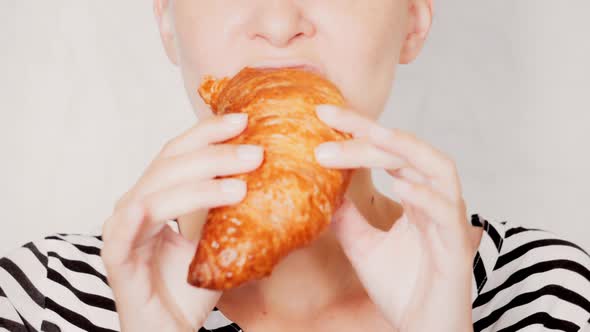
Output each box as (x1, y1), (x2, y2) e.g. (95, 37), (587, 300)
(1, 232), (108, 287)
(498, 221), (589, 276)
(0, 232), (229, 332)
(472, 214), (590, 331)
(1, 232), (119, 331)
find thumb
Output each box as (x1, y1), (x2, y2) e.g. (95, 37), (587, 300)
(157, 226), (221, 328)
(331, 196), (387, 262)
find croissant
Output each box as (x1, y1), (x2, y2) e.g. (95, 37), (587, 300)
(187, 67), (353, 290)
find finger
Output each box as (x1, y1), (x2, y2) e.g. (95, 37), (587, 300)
(316, 105), (461, 200)
(371, 126), (457, 177)
(369, 127), (461, 200)
(315, 104), (374, 139)
(131, 144), (263, 200)
(389, 176), (463, 233)
(314, 138), (407, 170)
(137, 178), (247, 242)
(317, 104), (452, 180)
(390, 179), (471, 261)
(331, 196), (387, 263)
(103, 178), (247, 266)
(166, 143), (264, 180)
(315, 138), (462, 211)
(387, 167), (429, 185)
(102, 203), (145, 268)
(160, 113), (249, 158)
(314, 138), (439, 197)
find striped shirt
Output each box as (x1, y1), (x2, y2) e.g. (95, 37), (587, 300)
(1, 214), (589, 331)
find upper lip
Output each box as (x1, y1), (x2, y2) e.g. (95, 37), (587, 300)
(248, 59), (324, 75)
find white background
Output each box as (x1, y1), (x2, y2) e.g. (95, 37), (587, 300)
(1, 1), (589, 255)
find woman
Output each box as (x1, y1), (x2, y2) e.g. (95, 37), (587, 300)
(1, 0), (589, 331)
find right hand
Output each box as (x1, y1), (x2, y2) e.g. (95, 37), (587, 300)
(101, 112), (264, 332)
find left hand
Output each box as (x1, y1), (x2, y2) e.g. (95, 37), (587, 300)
(313, 104), (474, 332)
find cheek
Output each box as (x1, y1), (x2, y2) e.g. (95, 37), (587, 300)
(174, 21), (227, 80)
(174, 25), (219, 115)
(324, 4), (406, 117)
(172, 4), (241, 116)
(173, 1), (247, 80)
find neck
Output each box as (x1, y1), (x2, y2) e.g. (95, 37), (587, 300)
(178, 168), (403, 319)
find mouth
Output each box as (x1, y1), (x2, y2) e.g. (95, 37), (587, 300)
(249, 59), (324, 76)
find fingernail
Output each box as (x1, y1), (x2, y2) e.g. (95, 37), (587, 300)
(315, 142), (340, 161)
(316, 104), (339, 120)
(224, 113), (248, 124)
(237, 145), (263, 161)
(221, 179), (246, 195)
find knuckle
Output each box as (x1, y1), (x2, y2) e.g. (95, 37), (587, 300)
(101, 215), (115, 243)
(193, 117), (212, 131)
(134, 196), (153, 222)
(196, 115), (229, 138)
(160, 140), (174, 154)
(397, 129), (416, 142)
(143, 159), (174, 186)
(210, 113), (227, 126)
(352, 139), (367, 150)
(447, 158), (457, 170)
(114, 191), (131, 212)
(150, 156), (170, 174)
(408, 182), (426, 197)
(406, 131), (418, 141)
(220, 144), (245, 163)
(415, 183), (440, 203)
(199, 142), (219, 155)
(100, 224), (119, 265)
(160, 138), (179, 156)
(100, 245), (115, 265)
(457, 196), (468, 212)
(445, 197), (458, 214)
(389, 127), (401, 138)
(215, 144), (233, 158)
(441, 156), (457, 174)
(194, 144), (225, 165)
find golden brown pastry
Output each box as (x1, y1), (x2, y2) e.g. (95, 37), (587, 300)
(187, 67), (353, 290)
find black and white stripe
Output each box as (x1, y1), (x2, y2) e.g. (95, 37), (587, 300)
(471, 215), (590, 331)
(1, 214), (589, 331)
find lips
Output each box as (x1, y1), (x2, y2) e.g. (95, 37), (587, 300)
(248, 59), (324, 76)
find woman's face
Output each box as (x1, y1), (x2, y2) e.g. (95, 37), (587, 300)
(156, 0), (431, 120)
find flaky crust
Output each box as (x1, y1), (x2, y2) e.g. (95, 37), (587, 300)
(187, 67), (353, 290)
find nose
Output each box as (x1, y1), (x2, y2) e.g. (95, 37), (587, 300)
(247, 1), (315, 48)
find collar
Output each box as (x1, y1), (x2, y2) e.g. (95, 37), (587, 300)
(470, 213), (507, 303)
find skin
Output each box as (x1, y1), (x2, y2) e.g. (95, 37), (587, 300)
(101, 0), (484, 331)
